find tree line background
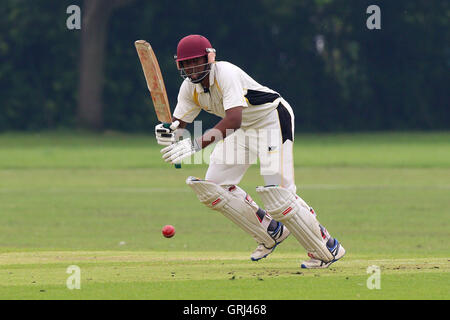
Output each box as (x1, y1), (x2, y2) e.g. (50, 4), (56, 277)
(0, 0), (448, 132)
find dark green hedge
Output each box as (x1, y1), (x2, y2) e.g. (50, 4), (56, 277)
(1, 0), (448, 132)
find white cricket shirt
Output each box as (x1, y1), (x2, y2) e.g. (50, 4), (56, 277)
(173, 61), (281, 128)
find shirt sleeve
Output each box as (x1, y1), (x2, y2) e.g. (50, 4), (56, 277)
(173, 81), (202, 123)
(217, 64), (248, 111)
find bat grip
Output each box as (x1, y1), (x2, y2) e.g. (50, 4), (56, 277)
(163, 123), (181, 169)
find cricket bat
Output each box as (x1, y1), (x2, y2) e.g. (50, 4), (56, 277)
(135, 40), (181, 168)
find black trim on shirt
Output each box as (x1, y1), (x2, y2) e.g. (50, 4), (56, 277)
(245, 89), (280, 105)
(276, 102), (293, 143)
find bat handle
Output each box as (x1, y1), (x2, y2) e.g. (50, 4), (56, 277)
(163, 123), (181, 169)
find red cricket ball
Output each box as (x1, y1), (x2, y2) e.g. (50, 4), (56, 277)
(162, 225), (175, 238)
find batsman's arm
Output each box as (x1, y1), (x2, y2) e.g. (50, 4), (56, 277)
(160, 107), (242, 165)
(172, 117), (188, 129)
(197, 106), (243, 149)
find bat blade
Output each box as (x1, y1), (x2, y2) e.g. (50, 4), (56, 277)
(135, 40), (181, 169)
(135, 40), (172, 124)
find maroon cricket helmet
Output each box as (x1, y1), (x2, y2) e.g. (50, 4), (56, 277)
(175, 34), (215, 63)
(174, 35), (216, 83)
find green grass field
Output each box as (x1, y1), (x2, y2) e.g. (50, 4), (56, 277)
(0, 131), (449, 300)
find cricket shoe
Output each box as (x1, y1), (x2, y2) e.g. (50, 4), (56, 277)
(300, 239), (346, 269)
(251, 222), (290, 261)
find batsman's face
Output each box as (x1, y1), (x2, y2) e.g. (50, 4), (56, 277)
(181, 56), (208, 81)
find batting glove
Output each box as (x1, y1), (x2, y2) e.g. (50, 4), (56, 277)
(155, 121), (180, 146)
(161, 137), (201, 164)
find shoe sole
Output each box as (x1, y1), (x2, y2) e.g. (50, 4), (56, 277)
(301, 257), (339, 269)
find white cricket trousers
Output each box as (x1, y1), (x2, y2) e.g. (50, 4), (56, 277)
(205, 98), (296, 193)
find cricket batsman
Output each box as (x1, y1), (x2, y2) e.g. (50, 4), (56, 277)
(155, 34), (345, 268)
